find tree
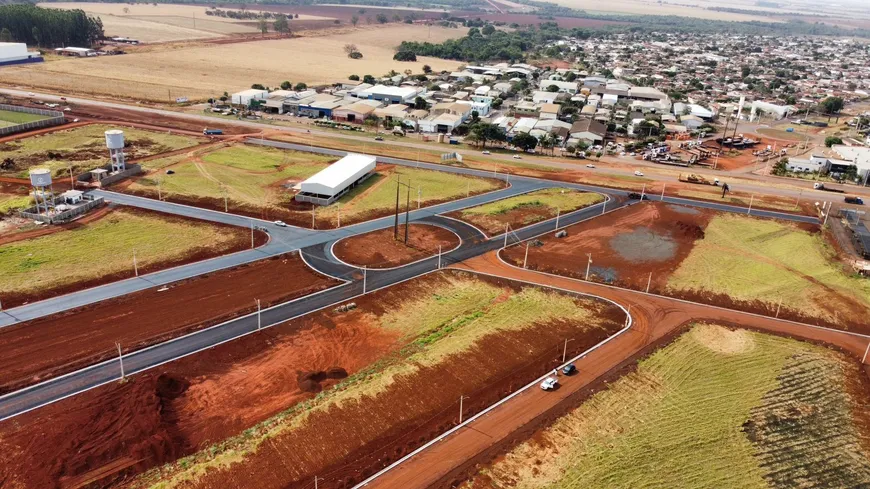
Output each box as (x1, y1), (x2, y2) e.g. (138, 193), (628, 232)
(273, 14), (290, 34)
(546, 84), (560, 93)
(819, 96), (844, 115)
(512, 132), (537, 152)
(491, 98), (503, 109)
(482, 24), (495, 35)
(351, 15), (359, 26)
(31, 26), (39, 47)
(413, 96), (429, 110)
(825, 136), (843, 147)
(741, 65), (751, 78)
(0, 28), (12, 42)
(122, 7), (130, 14)
(251, 83), (265, 89)
(471, 110), (479, 122)
(376, 13), (388, 23)
(422, 64), (432, 74)
(469, 122), (506, 149)
(772, 158), (788, 176)
(393, 50), (417, 62)
(294, 82), (307, 91)
(280, 80), (292, 90)
(258, 17), (269, 36)
(344, 43), (359, 56)
(348, 74), (360, 81)
(363, 74), (376, 84)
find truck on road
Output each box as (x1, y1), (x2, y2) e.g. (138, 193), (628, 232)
(813, 182), (845, 193)
(845, 196), (865, 205)
(679, 173), (720, 186)
(203, 128), (223, 135)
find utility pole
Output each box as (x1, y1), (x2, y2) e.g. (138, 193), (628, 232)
(459, 395), (469, 423)
(862, 341), (870, 364)
(363, 266), (367, 293)
(555, 207), (560, 229)
(116, 342), (125, 380)
(640, 184), (646, 201)
(250, 221), (254, 249)
(417, 186), (421, 209)
(404, 183), (411, 244)
(824, 202), (831, 227)
(523, 241), (530, 268)
(437, 245), (442, 269)
(747, 194), (754, 215)
(133, 249), (138, 277)
(503, 223), (509, 248)
(646, 272), (652, 293)
(562, 338), (575, 362)
(68, 165), (74, 189)
(314, 477), (322, 489)
(394, 176), (400, 240)
(601, 200), (606, 215)
(660, 183), (666, 201)
(585, 253), (592, 281)
(775, 297), (782, 318)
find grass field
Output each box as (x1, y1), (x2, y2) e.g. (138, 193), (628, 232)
(667, 214), (870, 323)
(0, 124), (203, 178)
(135, 272), (618, 488)
(0, 25), (463, 101)
(0, 109), (49, 128)
(0, 193), (31, 215)
(130, 144), (334, 208)
(0, 207), (243, 299)
(454, 187), (603, 235)
(463, 323), (870, 489)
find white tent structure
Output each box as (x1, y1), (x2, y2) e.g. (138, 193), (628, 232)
(296, 153), (376, 205)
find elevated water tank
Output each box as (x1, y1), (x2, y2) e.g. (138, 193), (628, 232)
(105, 130), (125, 150)
(29, 168), (52, 187)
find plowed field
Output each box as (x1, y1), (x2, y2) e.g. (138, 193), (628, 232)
(0, 271), (624, 489)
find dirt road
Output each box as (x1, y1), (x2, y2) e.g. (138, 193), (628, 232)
(368, 252), (870, 489)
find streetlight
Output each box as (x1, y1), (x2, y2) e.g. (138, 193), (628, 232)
(116, 342), (125, 380)
(562, 338), (575, 362)
(585, 253), (592, 281)
(256, 299), (261, 330)
(459, 395), (470, 423)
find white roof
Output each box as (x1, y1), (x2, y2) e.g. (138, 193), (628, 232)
(300, 154), (376, 198)
(360, 85), (418, 98)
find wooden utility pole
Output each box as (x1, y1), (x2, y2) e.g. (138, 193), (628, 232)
(404, 182), (411, 243)
(394, 176), (400, 240)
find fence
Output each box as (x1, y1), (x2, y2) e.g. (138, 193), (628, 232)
(76, 164), (143, 188)
(19, 196), (105, 224)
(0, 104), (65, 137)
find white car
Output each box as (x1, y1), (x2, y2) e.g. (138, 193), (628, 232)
(634, 170), (644, 176)
(482, 150), (491, 155)
(586, 163), (596, 168)
(513, 154), (522, 159)
(540, 377), (559, 391)
(273, 220), (287, 227)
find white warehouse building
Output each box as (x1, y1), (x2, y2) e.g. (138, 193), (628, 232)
(296, 153), (376, 205)
(0, 42), (43, 66)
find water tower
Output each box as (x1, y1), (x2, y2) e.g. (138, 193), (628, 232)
(105, 129), (126, 172)
(29, 168), (54, 214)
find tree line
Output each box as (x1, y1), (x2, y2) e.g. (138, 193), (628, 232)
(0, 5), (103, 47)
(398, 23), (561, 62)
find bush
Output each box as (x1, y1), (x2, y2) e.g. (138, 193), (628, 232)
(825, 136), (843, 147)
(349, 51), (363, 59)
(393, 50), (417, 62)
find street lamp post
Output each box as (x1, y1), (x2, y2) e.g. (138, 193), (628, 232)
(256, 299), (261, 330)
(585, 253), (592, 281)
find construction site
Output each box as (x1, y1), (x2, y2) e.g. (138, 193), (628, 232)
(0, 95), (869, 489)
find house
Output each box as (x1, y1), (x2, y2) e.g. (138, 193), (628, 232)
(333, 100), (380, 123)
(514, 101), (539, 117)
(679, 115), (705, 130)
(532, 91), (560, 104)
(231, 88), (269, 106)
(786, 154), (829, 173)
(569, 119), (606, 145)
(417, 113), (464, 133)
(539, 103), (561, 120)
(374, 104), (409, 122)
(540, 80), (579, 94)
(431, 102), (472, 120)
(628, 86), (669, 102)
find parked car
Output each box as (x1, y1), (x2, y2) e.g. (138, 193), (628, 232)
(374, 136), (384, 141)
(586, 163), (595, 168)
(634, 170), (644, 176)
(482, 150), (491, 155)
(513, 154), (522, 159)
(562, 364), (577, 375)
(274, 220), (287, 227)
(540, 377), (559, 391)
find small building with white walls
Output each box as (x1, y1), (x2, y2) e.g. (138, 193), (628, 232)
(0, 42), (43, 66)
(296, 154), (376, 205)
(231, 88), (269, 106)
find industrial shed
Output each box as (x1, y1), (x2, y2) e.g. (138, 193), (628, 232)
(296, 154), (376, 205)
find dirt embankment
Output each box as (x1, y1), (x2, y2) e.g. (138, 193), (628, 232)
(0, 206), (268, 309)
(332, 223), (459, 268)
(0, 272), (623, 489)
(0, 253), (338, 395)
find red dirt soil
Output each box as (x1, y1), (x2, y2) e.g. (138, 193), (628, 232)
(0, 205), (268, 309)
(332, 223), (459, 268)
(0, 271), (623, 489)
(0, 253), (338, 395)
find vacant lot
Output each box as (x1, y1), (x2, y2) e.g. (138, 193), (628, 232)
(127, 144), (500, 226)
(0, 109), (49, 128)
(503, 202), (867, 330)
(0, 206), (254, 308)
(0, 183), (30, 215)
(462, 323), (870, 489)
(0, 271), (624, 488)
(0, 123), (203, 178)
(0, 25), (463, 101)
(333, 223), (459, 268)
(447, 187), (603, 235)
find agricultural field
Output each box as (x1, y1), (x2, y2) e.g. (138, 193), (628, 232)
(0, 25), (463, 101)
(0, 123), (203, 178)
(333, 222), (459, 268)
(126, 143), (500, 226)
(446, 187), (603, 235)
(545, 0), (782, 22)
(461, 323), (870, 489)
(0, 206), (255, 308)
(0, 271), (625, 488)
(502, 202), (870, 330)
(0, 109), (49, 128)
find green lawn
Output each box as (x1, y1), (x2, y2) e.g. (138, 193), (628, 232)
(131, 145), (334, 208)
(455, 188), (604, 234)
(666, 214), (870, 323)
(467, 324), (870, 489)
(0, 124), (203, 177)
(0, 109), (49, 128)
(0, 207), (243, 299)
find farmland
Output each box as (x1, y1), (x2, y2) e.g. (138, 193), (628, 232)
(0, 109), (49, 128)
(461, 323), (870, 489)
(0, 25), (464, 101)
(0, 206), (257, 308)
(0, 271), (624, 488)
(447, 187), (603, 235)
(502, 202), (868, 330)
(0, 123), (203, 178)
(126, 143), (500, 226)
